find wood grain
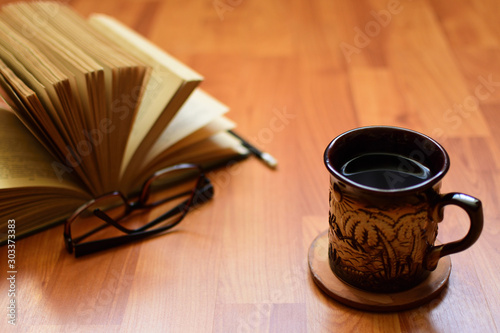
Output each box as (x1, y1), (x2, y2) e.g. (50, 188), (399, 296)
(1, 0), (499, 332)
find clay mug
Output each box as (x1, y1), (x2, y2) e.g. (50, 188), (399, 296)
(324, 126), (483, 293)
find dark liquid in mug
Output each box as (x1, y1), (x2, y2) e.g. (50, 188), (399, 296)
(340, 153), (432, 190)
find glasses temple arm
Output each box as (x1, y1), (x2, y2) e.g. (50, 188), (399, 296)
(135, 181), (214, 232)
(73, 227), (166, 257)
(73, 182), (214, 257)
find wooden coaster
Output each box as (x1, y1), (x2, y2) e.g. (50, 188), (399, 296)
(308, 230), (451, 312)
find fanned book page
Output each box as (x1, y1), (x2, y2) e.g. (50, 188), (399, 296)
(0, 2), (248, 244)
(88, 14), (204, 179)
(0, 107), (90, 239)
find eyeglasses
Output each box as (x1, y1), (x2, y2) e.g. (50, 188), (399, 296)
(64, 163), (213, 257)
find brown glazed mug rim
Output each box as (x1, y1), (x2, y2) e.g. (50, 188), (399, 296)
(324, 126), (450, 195)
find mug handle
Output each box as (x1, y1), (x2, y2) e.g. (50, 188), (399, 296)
(424, 193), (483, 271)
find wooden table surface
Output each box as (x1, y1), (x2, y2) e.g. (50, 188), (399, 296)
(1, 0), (499, 332)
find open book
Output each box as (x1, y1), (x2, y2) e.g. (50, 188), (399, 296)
(0, 2), (249, 243)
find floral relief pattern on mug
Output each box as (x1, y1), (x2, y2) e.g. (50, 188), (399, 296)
(325, 126), (483, 294)
(328, 180), (438, 293)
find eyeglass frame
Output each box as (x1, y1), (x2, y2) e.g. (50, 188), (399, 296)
(64, 163), (214, 257)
